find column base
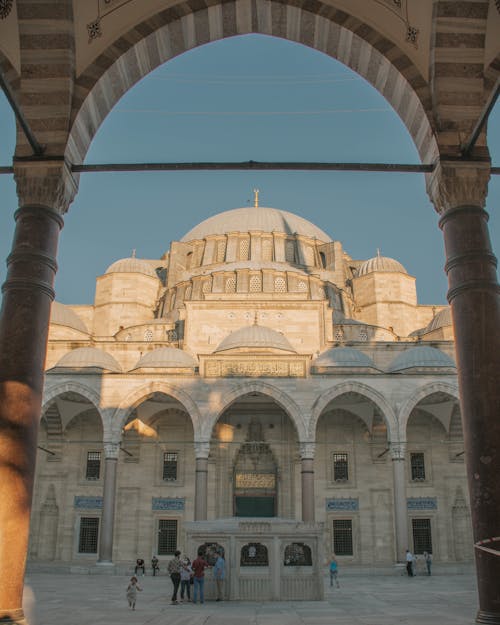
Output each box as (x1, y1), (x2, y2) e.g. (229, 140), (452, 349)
(476, 611), (500, 625)
(0, 608), (28, 625)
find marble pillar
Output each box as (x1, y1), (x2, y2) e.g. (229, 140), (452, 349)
(194, 442), (210, 521)
(0, 161), (76, 623)
(98, 443), (120, 564)
(390, 442), (408, 563)
(428, 161), (500, 624)
(299, 443), (316, 523)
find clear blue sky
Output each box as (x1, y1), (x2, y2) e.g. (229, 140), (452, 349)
(0, 34), (499, 306)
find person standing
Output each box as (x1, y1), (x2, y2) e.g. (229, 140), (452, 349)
(126, 576), (142, 610)
(329, 555), (340, 588)
(180, 557), (193, 603)
(167, 550), (182, 604)
(151, 555), (159, 576)
(213, 551), (226, 601)
(423, 551), (432, 576)
(191, 548), (210, 604)
(135, 558), (145, 576)
(405, 550), (414, 577)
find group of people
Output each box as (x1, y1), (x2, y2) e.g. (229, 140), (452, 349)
(406, 549), (432, 576)
(127, 549), (225, 608)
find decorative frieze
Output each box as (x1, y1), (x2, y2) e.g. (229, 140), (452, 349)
(74, 496), (103, 510)
(152, 497), (185, 511)
(326, 498), (359, 511)
(407, 497), (437, 511)
(204, 359), (305, 377)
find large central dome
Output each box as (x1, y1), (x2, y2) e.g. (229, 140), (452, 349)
(181, 207), (332, 242)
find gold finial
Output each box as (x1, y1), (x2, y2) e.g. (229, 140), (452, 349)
(376, 248), (381, 258)
(253, 188), (260, 208)
(132, 249), (136, 258)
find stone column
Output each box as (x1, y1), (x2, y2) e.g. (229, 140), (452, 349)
(390, 442), (408, 563)
(98, 443), (120, 564)
(428, 161), (500, 625)
(0, 161), (76, 623)
(194, 442), (210, 521)
(299, 443), (316, 523)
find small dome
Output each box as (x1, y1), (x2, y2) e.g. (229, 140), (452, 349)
(105, 257), (158, 278)
(313, 347), (377, 368)
(50, 302), (88, 334)
(54, 347), (122, 372)
(388, 346), (455, 372)
(214, 325), (296, 353)
(425, 307), (452, 333)
(357, 255), (407, 277)
(132, 347), (198, 369)
(182, 207), (332, 242)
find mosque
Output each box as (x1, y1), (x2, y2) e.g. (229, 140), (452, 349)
(32, 198), (470, 586)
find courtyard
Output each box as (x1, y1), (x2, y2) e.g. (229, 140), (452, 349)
(22, 569), (477, 625)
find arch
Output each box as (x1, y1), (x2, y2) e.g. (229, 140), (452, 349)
(112, 380), (202, 437)
(398, 381), (460, 435)
(67, 2), (437, 166)
(206, 380), (306, 440)
(42, 381), (104, 430)
(310, 380), (398, 441)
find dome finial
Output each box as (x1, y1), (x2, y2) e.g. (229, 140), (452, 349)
(376, 248), (381, 258)
(131, 248), (136, 258)
(253, 188), (260, 208)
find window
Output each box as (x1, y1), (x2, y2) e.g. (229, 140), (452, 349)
(144, 329), (153, 342)
(284, 543), (312, 566)
(158, 519), (178, 555)
(412, 518), (432, 554)
(262, 239), (273, 261)
(241, 543), (269, 566)
(335, 328), (344, 342)
(285, 240), (296, 263)
(274, 276), (287, 293)
(216, 239), (226, 263)
(239, 238), (250, 260)
(162, 452), (178, 481)
(319, 251), (326, 269)
(333, 519), (353, 556)
(225, 276), (236, 293)
(333, 453), (349, 482)
(249, 275), (262, 292)
(78, 517), (99, 553)
(297, 280), (308, 292)
(85, 451), (101, 480)
(410, 452), (426, 481)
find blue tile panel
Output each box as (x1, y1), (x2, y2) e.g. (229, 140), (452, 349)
(74, 496), (103, 509)
(152, 497), (185, 511)
(407, 497), (437, 510)
(326, 498), (359, 511)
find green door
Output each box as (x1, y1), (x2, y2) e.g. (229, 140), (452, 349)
(235, 496), (275, 517)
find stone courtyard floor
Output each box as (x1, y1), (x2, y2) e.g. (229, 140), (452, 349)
(23, 570), (478, 625)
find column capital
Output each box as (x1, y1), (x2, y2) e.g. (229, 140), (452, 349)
(103, 442), (120, 459)
(194, 441), (210, 459)
(13, 158), (78, 214)
(426, 159), (490, 214)
(299, 442), (316, 459)
(389, 442), (406, 461)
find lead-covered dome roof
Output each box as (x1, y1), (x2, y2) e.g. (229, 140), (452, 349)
(313, 347), (377, 369)
(214, 324), (296, 353)
(425, 307), (452, 333)
(132, 347), (198, 369)
(50, 301), (88, 334)
(388, 346), (455, 372)
(105, 257), (158, 278)
(181, 207), (332, 242)
(357, 255), (407, 276)
(53, 347), (122, 372)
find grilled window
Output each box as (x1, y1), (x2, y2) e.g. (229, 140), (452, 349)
(284, 543), (312, 566)
(410, 452), (426, 481)
(241, 543), (269, 566)
(412, 518), (432, 554)
(86, 451), (101, 480)
(163, 452), (178, 481)
(333, 519), (353, 556)
(239, 238), (250, 260)
(78, 517), (99, 553)
(158, 519), (177, 555)
(333, 453), (349, 482)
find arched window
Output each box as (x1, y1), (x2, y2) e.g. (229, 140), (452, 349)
(284, 543), (312, 566)
(262, 239), (273, 261)
(249, 275), (262, 292)
(239, 238), (250, 260)
(274, 276), (287, 293)
(225, 276), (236, 293)
(241, 543), (269, 566)
(216, 239), (226, 263)
(319, 251), (327, 269)
(285, 240), (296, 263)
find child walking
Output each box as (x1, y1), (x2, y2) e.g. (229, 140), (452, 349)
(126, 576), (142, 610)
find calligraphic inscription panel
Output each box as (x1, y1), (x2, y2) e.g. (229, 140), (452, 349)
(235, 473), (276, 489)
(205, 360), (305, 377)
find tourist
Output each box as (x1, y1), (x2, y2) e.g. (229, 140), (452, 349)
(192, 548), (210, 604)
(151, 555), (159, 576)
(423, 551), (432, 576)
(213, 551), (226, 601)
(405, 550), (414, 577)
(329, 554), (340, 588)
(134, 557), (145, 576)
(167, 550), (182, 604)
(180, 557), (193, 602)
(126, 576), (142, 610)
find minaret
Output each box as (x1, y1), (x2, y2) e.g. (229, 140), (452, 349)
(253, 188), (260, 208)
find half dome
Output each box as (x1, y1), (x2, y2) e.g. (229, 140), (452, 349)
(50, 302), (88, 334)
(181, 207), (332, 242)
(313, 347), (377, 369)
(53, 347), (122, 372)
(214, 324), (296, 353)
(425, 307), (452, 333)
(388, 346), (455, 373)
(132, 347), (198, 369)
(357, 255), (407, 276)
(105, 257), (158, 278)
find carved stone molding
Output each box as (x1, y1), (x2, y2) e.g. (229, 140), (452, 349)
(13, 159), (78, 214)
(299, 442), (316, 459)
(103, 442), (120, 459)
(194, 441), (211, 459)
(389, 441), (407, 461)
(426, 160), (491, 214)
